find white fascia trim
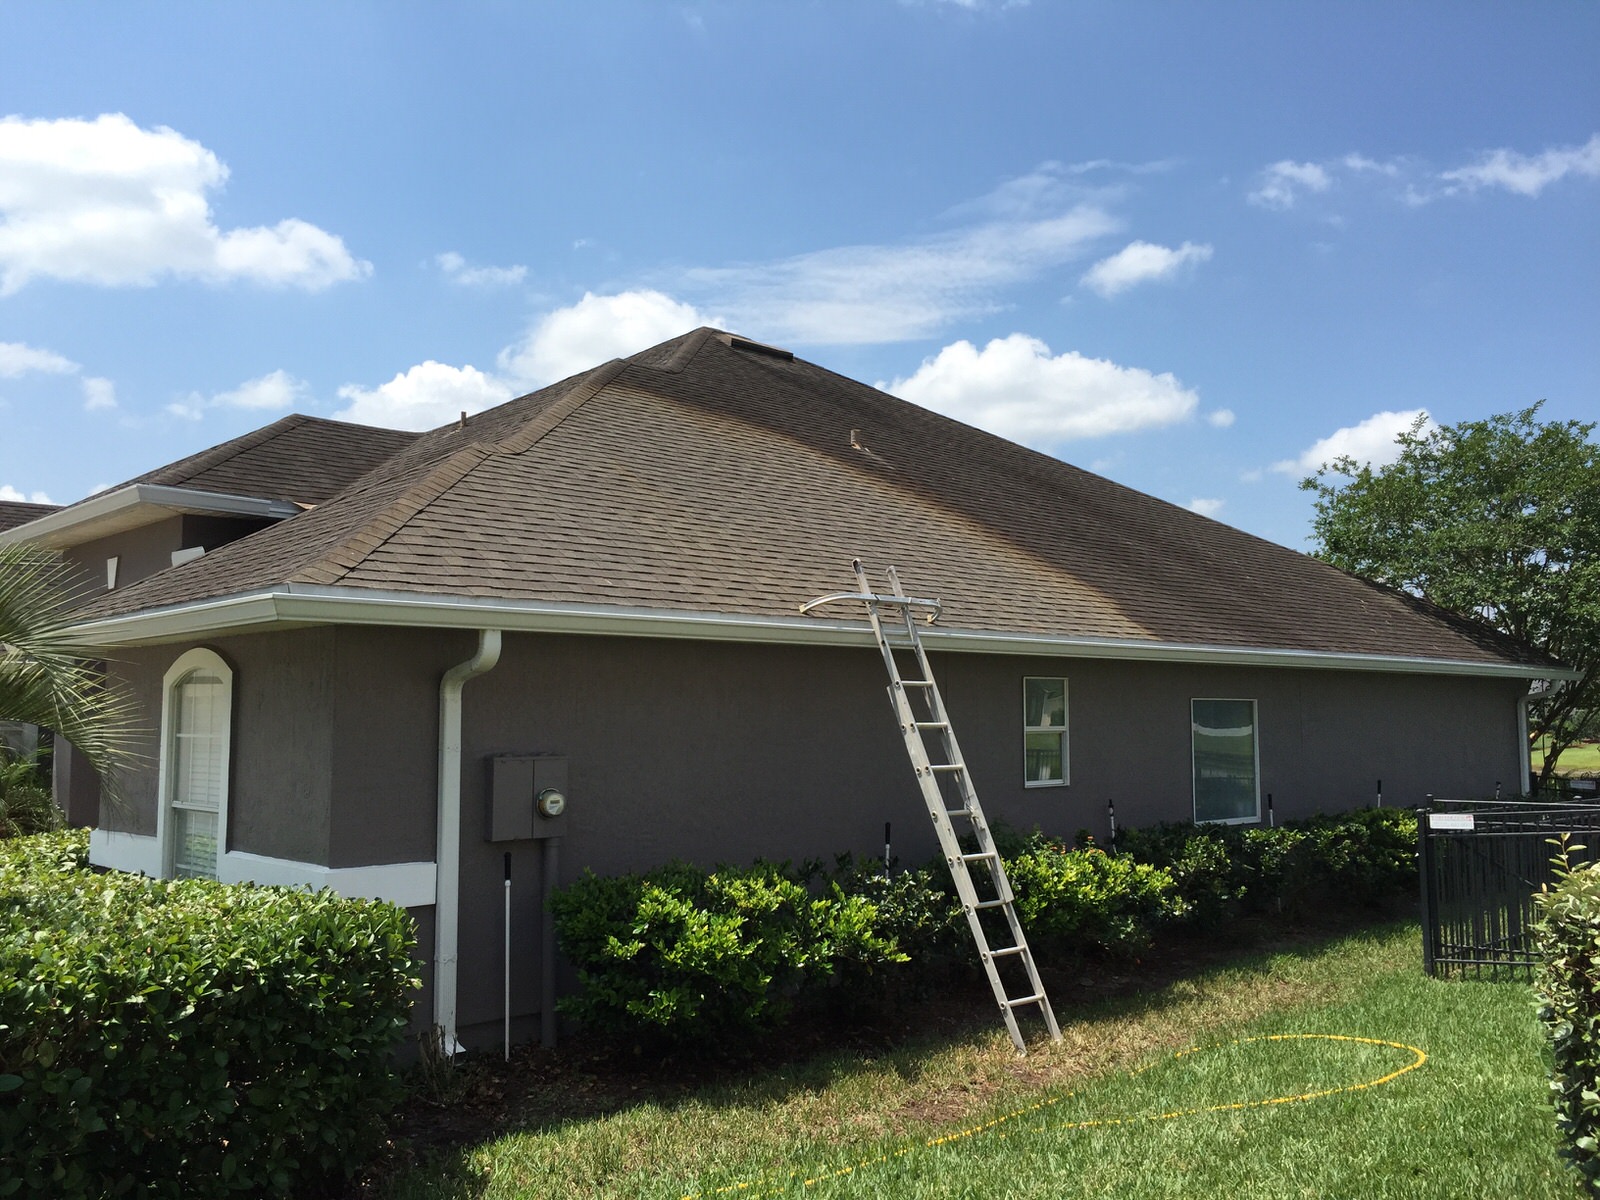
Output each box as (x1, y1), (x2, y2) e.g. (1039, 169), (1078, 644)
(89, 830), (436, 907)
(65, 582), (1580, 682)
(0, 484), (301, 549)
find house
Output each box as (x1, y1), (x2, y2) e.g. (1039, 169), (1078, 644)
(1, 327), (1565, 1049)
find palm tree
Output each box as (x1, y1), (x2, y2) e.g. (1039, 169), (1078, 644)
(0, 542), (139, 810)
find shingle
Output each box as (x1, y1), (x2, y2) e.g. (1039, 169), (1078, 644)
(67, 332), (1550, 670)
(0, 501), (60, 534)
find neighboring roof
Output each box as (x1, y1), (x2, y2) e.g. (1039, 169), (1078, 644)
(123, 414), (421, 506)
(0, 500), (59, 534)
(65, 329), (1560, 677)
(1, 415), (421, 550)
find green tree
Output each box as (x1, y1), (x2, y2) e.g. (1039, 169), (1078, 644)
(0, 542), (139, 810)
(1302, 404), (1600, 790)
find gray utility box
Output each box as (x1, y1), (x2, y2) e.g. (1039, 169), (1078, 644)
(486, 754), (569, 841)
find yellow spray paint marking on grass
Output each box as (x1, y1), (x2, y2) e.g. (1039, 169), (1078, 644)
(680, 1033), (1428, 1199)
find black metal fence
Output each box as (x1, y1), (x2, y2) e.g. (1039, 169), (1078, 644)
(1419, 798), (1600, 979)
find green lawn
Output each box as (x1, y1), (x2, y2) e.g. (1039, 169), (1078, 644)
(1535, 739), (1600, 777)
(387, 925), (1577, 1199)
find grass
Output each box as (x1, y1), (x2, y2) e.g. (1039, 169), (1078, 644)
(381, 923), (1576, 1199)
(1535, 739), (1600, 777)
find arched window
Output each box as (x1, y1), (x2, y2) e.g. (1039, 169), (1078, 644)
(158, 649), (233, 880)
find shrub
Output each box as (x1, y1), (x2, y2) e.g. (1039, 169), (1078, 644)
(551, 860), (905, 1047)
(0, 829), (420, 1199)
(1003, 833), (1184, 955)
(1117, 807), (1417, 922)
(0, 749), (62, 839)
(1536, 846), (1600, 1193)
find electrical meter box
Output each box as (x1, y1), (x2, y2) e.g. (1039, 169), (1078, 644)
(486, 754), (569, 841)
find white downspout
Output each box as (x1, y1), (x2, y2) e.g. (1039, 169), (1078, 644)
(435, 628), (502, 1055)
(1518, 689), (1533, 797)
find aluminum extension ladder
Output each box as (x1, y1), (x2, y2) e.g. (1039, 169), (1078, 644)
(802, 560), (1062, 1055)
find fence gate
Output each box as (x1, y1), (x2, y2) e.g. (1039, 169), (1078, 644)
(1419, 798), (1600, 979)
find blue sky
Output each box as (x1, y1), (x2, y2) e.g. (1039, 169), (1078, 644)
(1, 2), (1595, 549)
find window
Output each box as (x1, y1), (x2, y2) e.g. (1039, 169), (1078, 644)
(158, 649), (233, 880)
(1023, 676), (1068, 787)
(1191, 698), (1259, 824)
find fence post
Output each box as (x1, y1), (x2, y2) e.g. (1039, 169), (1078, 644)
(1417, 804), (1437, 977)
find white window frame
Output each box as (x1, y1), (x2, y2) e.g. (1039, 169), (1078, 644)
(154, 647), (234, 880)
(1022, 676), (1069, 788)
(1191, 697), (1261, 825)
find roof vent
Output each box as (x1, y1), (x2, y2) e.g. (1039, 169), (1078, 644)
(718, 332), (794, 362)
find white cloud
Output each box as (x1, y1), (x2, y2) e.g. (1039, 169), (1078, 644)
(0, 340), (78, 377)
(436, 250), (527, 288)
(1187, 498), (1225, 517)
(167, 368), (309, 421)
(1272, 408), (1434, 476)
(0, 113), (371, 294)
(214, 369), (307, 410)
(0, 484), (53, 504)
(1440, 133), (1600, 198)
(680, 204), (1118, 344)
(335, 361), (514, 431)
(1207, 408), (1236, 428)
(332, 290), (704, 433)
(884, 333), (1199, 446)
(1081, 240), (1213, 297)
(498, 290), (706, 387)
(1248, 161), (1332, 210)
(81, 376), (115, 411)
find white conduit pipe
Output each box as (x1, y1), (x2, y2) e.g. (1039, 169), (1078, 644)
(435, 628), (502, 1055)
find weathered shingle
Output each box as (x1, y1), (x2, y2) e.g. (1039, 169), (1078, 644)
(67, 331), (1549, 670)
(0, 500), (59, 534)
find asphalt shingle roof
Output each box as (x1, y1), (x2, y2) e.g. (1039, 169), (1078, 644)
(68, 329), (1546, 669)
(0, 500), (59, 534)
(122, 414), (421, 506)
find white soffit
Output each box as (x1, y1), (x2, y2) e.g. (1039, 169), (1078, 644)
(0, 484), (302, 549)
(63, 583), (1576, 681)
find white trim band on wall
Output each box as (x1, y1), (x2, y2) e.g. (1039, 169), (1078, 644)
(88, 829), (437, 908)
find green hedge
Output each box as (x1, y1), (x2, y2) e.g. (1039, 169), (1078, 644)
(550, 861), (905, 1046)
(0, 830), (420, 1199)
(1116, 807), (1417, 925)
(1536, 853), (1600, 1193)
(549, 808), (1417, 1051)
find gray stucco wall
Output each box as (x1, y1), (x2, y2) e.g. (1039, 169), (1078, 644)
(104, 623), (1528, 1044)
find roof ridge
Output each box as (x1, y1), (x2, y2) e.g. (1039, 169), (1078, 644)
(286, 361), (631, 586)
(142, 413), (310, 489)
(289, 446), (493, 586)
(489, 358), (629, 455)
(655, 327), (718, 374)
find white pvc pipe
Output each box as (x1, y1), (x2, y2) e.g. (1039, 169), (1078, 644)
(435, 628), (502, 1055)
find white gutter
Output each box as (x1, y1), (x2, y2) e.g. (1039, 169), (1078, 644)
(64, 583), (1579, 682)
(435, 628), (502, 1056)
(0, 484), (302, 549)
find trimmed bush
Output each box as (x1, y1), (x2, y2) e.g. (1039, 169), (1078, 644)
(551, 861), (905, 1047)
(1117, 807), (1417, 923)
(0, 829), (420, 1199)
(1536, 850), (1600, 1193)
(1003, 833), (1183, 955)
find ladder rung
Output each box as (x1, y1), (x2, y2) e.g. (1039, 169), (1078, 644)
(914, 721), (950, 729)
(986, 945), (1026, 959)
(1004, 993), (1045, 1009)
(899, 679), (935, 688)
(945, 807), (973, 818)
(972, 897), (1011, 910)
(930, 763), (965, 774)
(959, 851), (998, 863)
